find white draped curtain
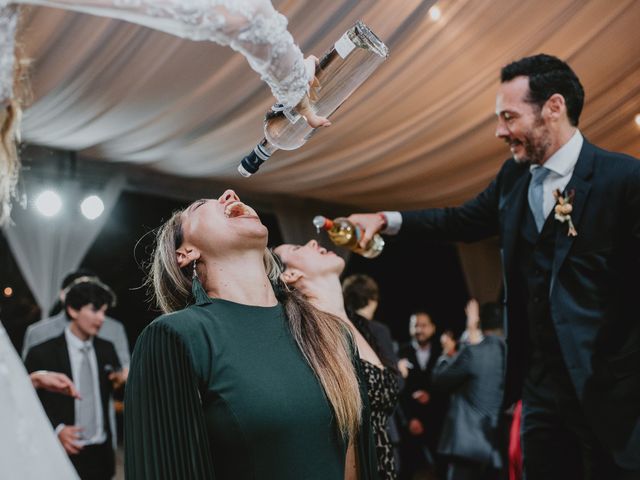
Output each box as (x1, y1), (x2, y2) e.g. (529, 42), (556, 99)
(16, 0), (640, 212)
(3, 170), (124, 313)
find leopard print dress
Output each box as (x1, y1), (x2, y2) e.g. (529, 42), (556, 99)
(360, 359), (400, 480)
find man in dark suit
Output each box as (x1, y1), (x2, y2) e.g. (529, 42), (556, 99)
(398, 311), (447, 479)
(433, 300), (505, 480)
(348, 54), (640, 478)
(25, 280), (122, 480)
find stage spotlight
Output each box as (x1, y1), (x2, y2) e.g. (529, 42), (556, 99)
(429, 5), (441, 21)
(3, 287), (12, 297)
(81, 195), (104, 220)
(35, 190), (62, 217)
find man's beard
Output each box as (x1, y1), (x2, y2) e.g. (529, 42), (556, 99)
(511, 117), (551, 165)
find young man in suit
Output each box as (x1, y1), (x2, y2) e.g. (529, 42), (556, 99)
(348, 54), (640, 478)
(25, 280), (123, 480)
(23, 269), (130, 372)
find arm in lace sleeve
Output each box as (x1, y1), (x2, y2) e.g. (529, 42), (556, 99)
(12, 0), (309, 107)
(124, 321), (215, 479)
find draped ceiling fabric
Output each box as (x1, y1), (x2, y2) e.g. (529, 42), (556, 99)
(17, 0), (640, 212)
(11, 0), (640, 300)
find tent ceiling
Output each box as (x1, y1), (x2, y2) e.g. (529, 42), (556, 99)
(18, 0), (640, 210)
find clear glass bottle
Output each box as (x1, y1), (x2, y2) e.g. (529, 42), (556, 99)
(239, 21), (389, 176)
(313, 215), (384, 258)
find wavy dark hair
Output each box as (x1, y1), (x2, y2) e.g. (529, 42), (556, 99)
(501, 53), (584, 126)
(342, 274), (397, 373)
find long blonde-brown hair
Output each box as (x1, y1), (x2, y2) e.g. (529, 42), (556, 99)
(147, 209), (362, 440)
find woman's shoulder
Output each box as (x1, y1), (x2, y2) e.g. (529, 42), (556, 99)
(140, 305), (217, 349)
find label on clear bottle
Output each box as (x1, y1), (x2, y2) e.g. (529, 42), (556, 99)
(335, 32), (356, 59)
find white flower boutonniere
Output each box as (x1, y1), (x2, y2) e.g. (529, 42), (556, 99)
(553, 188), (577, 237)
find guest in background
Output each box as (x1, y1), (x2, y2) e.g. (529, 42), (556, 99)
(22, 271), (129, 445)
(22, 270), (130, 374)
(125, 191), (377, 480)
(276, 242), (399, 480)
(398, 312), (447, 479)
(343, 273), (404, 473)
(24, 281), (122, 480)
(432, 300), (505, 480)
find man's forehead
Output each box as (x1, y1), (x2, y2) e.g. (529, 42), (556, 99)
(496, 76), (530, 112)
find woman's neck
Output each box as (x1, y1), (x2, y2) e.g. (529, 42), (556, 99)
(298, 274), (347, 320)
(202, 251), (277, 307)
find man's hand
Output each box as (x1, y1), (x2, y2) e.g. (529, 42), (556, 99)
(465, 298), (480, 331)
(108, 367), (128, 390)
(408, 418), (424, 436)
(58, 426), (83, 455)
(397, 358), (412, 379)
(412, 389), (431, 405)
(31, 371), (80, 399)
(347, 213), (387, 249)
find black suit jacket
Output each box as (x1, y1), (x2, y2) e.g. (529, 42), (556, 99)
(398, 340), (447, 448)
(399, 140), (640, 468)
(432, 335), (505, 468)
(24, 333), (120, 440)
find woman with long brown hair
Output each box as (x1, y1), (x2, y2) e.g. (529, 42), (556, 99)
(124, 189), (377, 479)
(274, 240), (400, 480)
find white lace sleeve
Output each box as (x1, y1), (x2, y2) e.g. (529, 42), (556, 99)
(7, 0), (309, 107)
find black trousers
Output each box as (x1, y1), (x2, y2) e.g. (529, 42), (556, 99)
(70, 441), (114, 480)
(521, 361), (639, 480)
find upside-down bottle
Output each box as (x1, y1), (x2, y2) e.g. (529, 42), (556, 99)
(313, 215), (384, 258)
(238, 21), (389, 177)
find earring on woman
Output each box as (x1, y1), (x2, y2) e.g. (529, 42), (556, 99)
(192, 260), (197, 280)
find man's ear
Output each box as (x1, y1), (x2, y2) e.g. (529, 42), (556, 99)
(544, 93), (566, 121)
(280, 268), (303, 285)
(176, 246), (200, 269)
(66, 305), (78, 321)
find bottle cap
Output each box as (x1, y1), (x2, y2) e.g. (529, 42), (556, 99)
(312, 215), (332, 231)
(237, 164), (252, 177)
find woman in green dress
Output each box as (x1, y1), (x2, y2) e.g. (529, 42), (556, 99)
(124, 189), (378, 480)
(274, 241), (400, 480)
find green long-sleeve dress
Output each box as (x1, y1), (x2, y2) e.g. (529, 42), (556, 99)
(124, 281), (378, 480)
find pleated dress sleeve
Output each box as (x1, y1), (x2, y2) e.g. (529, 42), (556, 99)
(124, 321), (215, 480)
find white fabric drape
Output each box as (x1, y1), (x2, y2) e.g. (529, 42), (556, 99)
(0, 324), (79, 479)
(3, 173), (124, 313)
(13, 0), (639, 212)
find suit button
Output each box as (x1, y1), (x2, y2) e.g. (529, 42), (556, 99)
(533, 296), (541, 303)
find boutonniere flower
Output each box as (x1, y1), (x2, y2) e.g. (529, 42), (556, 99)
(553, 188), (577, 237)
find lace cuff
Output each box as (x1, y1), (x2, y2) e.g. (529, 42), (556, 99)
(0, 6), (17, 105)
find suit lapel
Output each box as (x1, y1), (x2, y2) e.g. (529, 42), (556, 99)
(54, 333), (75, 425)
(499, 170), (530, 275)
(55, 334), (73, 379)
(94, 339), (113, 410)
(550, 142), (595, 292)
